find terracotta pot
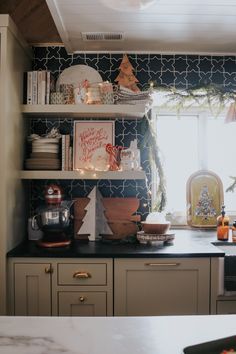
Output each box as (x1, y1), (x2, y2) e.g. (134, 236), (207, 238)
(141, 222), (170, 234)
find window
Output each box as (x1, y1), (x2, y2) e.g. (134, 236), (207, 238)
(154, 111), (236, 224)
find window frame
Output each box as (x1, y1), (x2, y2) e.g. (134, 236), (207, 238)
(151, 106), (236, 225)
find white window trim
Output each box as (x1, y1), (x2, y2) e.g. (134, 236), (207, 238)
(151, 106), (236, 225)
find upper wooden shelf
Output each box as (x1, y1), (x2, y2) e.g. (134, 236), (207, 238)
(20, 170), (146, 180)
(21, 104), (150, 119)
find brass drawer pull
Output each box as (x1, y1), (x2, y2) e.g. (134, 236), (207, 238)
(73, 271), (91, 279)
(45, 266), (53, 274)
(145, 263), (180, 267)
(79, 296), (86, 302)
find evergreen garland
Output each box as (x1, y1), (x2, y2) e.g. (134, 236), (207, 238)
(140, 113), (167, 212)
(226, 177), (236, 193)
(152, 83), (236, 115)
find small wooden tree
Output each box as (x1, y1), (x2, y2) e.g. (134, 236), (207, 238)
(115, 54), (140, 92)
(77, 187), (113, 241)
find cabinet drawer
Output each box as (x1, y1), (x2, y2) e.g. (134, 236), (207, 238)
(217, 300), (236, 314)
(58, 291), (107, 316)
(57, 263), (107, 286)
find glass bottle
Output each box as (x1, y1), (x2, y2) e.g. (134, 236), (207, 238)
(217, 205), (230, 241)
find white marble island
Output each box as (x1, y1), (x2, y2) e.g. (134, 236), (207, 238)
(1, 315), (236, 354)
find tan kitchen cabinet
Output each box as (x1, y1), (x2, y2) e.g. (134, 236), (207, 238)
(8, 261), (52, 316)
(8, 258), (113, 316)
(114, 258), (210, 316)
(58, 291), (107, 316)
(216, 300), (236, 314)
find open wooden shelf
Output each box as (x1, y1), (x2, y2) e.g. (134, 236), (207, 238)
(20, 170), (146, 180)
(21, 104), (150, 119)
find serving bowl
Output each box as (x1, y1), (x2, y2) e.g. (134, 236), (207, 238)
(141, 221), (170, 234)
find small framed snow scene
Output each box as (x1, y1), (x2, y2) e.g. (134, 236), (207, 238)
(73, 120), (114, 171)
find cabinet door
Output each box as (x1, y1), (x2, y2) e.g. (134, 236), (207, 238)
(114, 258), (210, 316)
(58, 291), (107, 316)
(217, 301), (236, 314)
(14, 263), (52, 316)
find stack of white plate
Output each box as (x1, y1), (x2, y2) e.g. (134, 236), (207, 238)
(25, 137), (61, 170)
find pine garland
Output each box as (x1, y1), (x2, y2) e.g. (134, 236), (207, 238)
(226, 177), (236, 193)
(151, 83), (236, 115)
(140, 114), (167, 212)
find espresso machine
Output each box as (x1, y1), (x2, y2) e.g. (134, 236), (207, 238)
(31, 184), (72, 247)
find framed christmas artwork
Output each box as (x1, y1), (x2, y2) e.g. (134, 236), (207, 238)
(73, 120), (115, 170)
(186, 170), (224, 228)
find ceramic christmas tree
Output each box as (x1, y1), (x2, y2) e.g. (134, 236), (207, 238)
(115, 54), (140, 92)
(194, 185), (217, 220)
(77, 187), (113, 241)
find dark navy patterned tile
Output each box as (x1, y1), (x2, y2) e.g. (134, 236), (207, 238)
(174, 72), (188, 88)
(161, 56), (175, 72)
(224, 72), (236, 88)
(33, 58), (48, 71)
(198, 57), (213, 73)
(224, 57), (236, 74)
(210, 72), (226, 85)
(199, 71), (213, 85)
(185, 70), (202, 87)
(173, 56), (188, 73)
(149, 55), (162, 75)
(212, 57), (225, 73)
(58, 57), (74, 72)
(159, 70), (175, 86)
(30, 47), (236, 219)
(136, 55), (150, 72)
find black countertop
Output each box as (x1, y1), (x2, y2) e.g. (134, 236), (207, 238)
(7, 229), (226, 258)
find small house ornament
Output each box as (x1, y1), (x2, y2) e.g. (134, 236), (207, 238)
(120, 139), (141, 171)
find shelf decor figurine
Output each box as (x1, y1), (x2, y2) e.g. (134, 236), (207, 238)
(186, 170), (224, 228)
(115, 54), (140, 92)
(76, 187), (113, 241)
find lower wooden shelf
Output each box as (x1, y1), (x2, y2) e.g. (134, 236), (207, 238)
(20, 170), (146, 180)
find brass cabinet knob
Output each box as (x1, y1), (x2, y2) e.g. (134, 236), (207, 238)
(73, 271), (91, 279)
(45, 266), (53, 274)
(79, 296), (86, 302)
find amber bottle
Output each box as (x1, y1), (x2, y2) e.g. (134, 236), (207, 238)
(217, 205), (230, 241)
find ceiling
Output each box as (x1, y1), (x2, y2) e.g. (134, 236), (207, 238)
(0, 0), (61, 44)
(2, 0), (236, 55)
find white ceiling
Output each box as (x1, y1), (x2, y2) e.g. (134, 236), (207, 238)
(46, 0), (236, 55)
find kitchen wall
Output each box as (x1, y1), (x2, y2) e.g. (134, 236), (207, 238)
(30, 47), (236, 221)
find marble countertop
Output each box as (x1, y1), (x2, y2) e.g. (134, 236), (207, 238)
(7, 229), (225, 258)
(1, 315), (236, 353)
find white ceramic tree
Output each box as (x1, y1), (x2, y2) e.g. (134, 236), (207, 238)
(77, 186), (113, 241)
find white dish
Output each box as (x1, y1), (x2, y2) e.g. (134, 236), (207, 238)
(56, 64), (103, 90)
(32, 138), (60, 144)
(137, 231), (175, 245)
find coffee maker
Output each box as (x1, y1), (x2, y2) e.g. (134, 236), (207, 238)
(31, 184), (72, 247)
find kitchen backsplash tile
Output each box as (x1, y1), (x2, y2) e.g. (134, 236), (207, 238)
(30, 47), (236, 219)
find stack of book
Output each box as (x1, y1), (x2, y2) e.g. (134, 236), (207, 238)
(61, 135), (73, 171)
(26, 70), (52, 105)
(25, 137), (61, 170)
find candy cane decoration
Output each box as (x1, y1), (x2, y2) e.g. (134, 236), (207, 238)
(106, 144), (120, 171)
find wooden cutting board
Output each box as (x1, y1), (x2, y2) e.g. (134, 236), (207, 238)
(74, 197), (140, 240)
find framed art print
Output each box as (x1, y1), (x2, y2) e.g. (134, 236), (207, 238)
(73, 120), (115, 171)
(186, 170), (224, 228)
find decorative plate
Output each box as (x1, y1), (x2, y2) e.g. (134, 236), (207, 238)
(56, 64), (103, 90)
(186, 169), (224, 228)
(137, 231), (175, 245)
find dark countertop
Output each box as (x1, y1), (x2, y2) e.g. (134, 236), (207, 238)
(7, 229), (226, 258)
